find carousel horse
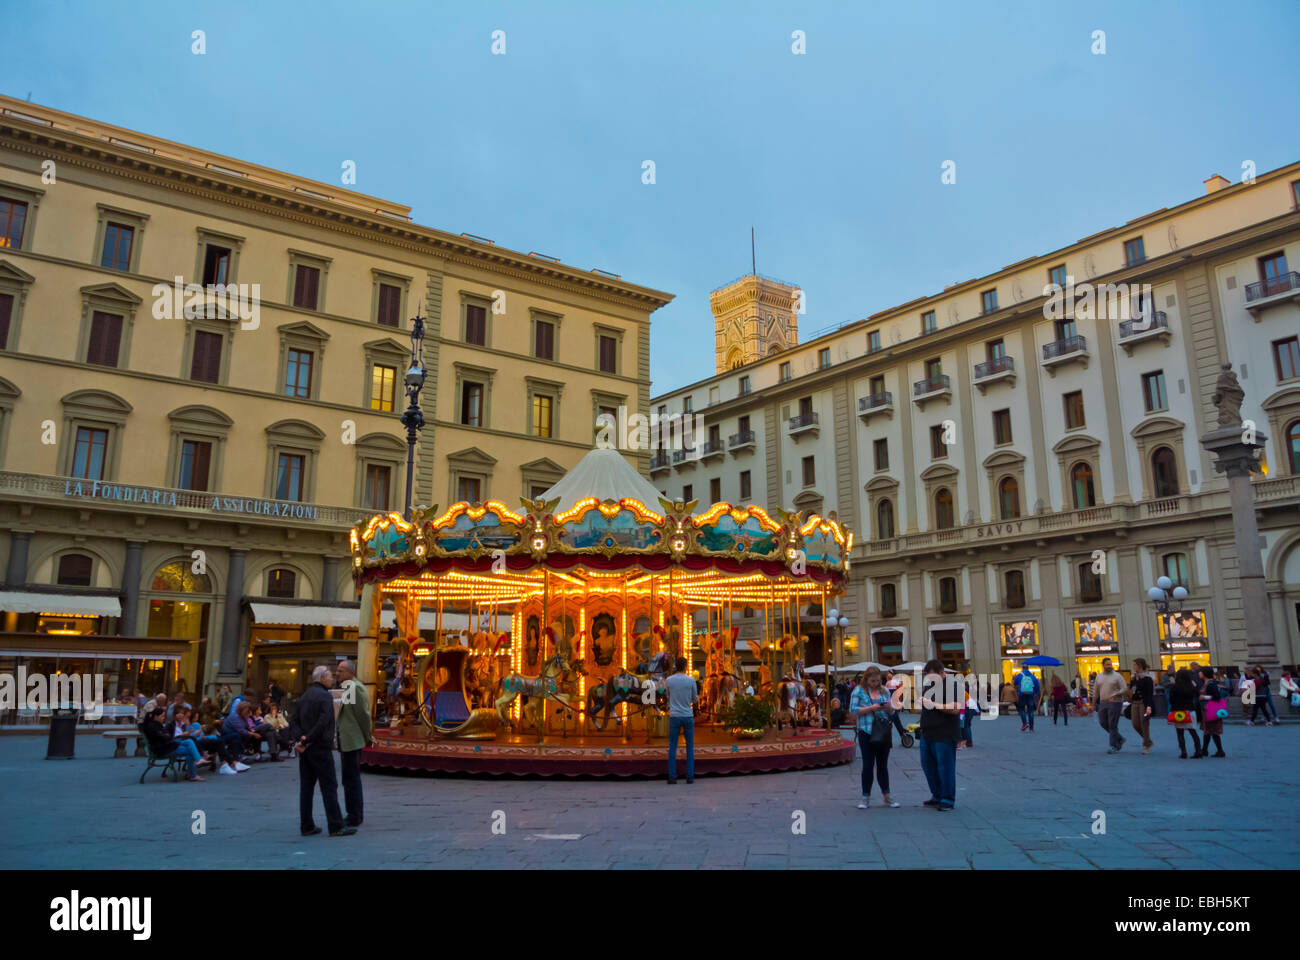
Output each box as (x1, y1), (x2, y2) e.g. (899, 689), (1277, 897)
(587, 651), (671, 732)
(701, 629), (742, 719)
(776, 659), (817, 730)
(494, 654), (588, 730)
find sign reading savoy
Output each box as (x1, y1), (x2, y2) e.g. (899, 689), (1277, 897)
(63, 480), (319, 520)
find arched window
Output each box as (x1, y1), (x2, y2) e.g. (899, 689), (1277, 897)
(150, 562), (212, 594)
(1004, 569), (1026, 608)
(1078, 561), (1103, 602)
(1286, 420), (1300, 475)
(1151, 446), (1179, 497)
(998, 476), (1021, 520)
(879, 583), (897, 618)
(1070, 462), (1096, 509)
(876, 499), (895, 539)
(935, 488), (955, 529)
(56, 553), (93, 587)
(1161, 553), (1189, 588)
(266, 568), (296, 598)
(938, 576), (958, 613)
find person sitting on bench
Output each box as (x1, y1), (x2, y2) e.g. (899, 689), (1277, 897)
(140, 702), (203, 782)
(221, 701), (265, 761)
(174, 706), (244, 775)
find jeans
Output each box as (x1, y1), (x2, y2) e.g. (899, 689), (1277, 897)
(961, 708), (975, 745)
(1017, 693), (1036, 728)
(1251, 691), (1276, 722)
(172, 739), (201, 778)
(856, 730), (891, 796)
(667, 716), (694, 781)
(340, 749), (364, 826)
(254, 722), (279, 754)
(918, 738), (956, 806)
(1051, 698), (1069, 724)
(299, 745), (344, 833)
(1097, 701), (1125, 749)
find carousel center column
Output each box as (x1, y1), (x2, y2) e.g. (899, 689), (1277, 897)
(357, 582), (381, 718)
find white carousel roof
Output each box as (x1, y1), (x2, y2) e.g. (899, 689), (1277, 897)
(539, 447), (666, 514)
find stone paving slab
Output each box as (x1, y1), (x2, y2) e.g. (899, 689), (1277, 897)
(1, 716), (1297, 869)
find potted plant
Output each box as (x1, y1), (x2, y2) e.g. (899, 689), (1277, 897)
(719, 695), (774, 739)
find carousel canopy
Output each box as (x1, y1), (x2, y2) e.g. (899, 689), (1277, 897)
(538, 447), (664, 514)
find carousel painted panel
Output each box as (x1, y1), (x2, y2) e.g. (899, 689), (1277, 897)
(553, 498), (666, 556)
(692, 504), (785, 558)
(428, 501), (526, 556)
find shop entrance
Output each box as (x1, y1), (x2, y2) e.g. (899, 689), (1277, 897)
(1075, 656), (1128, 689)
(874, 630), (903, 667)
(933, 629), (967, 671)
(1160, 653), (1205, 674)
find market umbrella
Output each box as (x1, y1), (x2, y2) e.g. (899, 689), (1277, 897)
(1023, 655), (1063, 666)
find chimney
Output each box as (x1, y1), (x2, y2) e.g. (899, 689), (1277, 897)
(1203, 174), (1231, 195)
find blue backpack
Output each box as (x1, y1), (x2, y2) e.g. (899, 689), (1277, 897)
(1018, 673), (1036, 694)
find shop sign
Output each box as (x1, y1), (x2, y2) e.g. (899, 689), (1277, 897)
(999, 620), (1039, 657)
(1157, 609), (1208, 651)
(1073, 616), (1118, 654)
(63, 480), (319, 521)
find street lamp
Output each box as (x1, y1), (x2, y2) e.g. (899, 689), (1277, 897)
(827, 608), (849, 725)
(1146, 575), (1189, 614)
(400, 313), (427, 519)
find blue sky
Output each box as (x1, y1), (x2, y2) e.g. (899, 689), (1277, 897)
(5, 0), (1299, 391)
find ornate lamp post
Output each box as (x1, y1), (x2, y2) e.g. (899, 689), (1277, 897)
(827, 608), (848, 730)
(400, 313), (427, 519)
(1146, 576), (1188, 614)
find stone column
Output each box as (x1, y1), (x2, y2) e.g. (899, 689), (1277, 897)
(118, 540), (145, 636)
(321, 556), (339, 603)
(356, 583), (382, 719)
(218, 548), (247, 679)
(4, 530), (31, 586)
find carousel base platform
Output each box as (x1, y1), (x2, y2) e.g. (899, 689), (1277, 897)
(360, 724), (855, 778)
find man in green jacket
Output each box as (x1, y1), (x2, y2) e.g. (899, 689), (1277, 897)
(336, 660), (372, 828)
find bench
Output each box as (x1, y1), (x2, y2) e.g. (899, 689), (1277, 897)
(139, 740), (185, 784)
(101, 730), (146, 758)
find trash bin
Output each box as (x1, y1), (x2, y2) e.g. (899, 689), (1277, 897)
(1151, 686), (1168, 718)
(46, 708), (79, 759)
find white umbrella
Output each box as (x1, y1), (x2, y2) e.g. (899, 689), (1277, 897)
(844, 661), (887, 672)
(894, 661), (928, 673)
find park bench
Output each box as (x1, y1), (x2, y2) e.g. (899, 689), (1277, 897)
(101, 728), (145, 759)
(139, 740), (185, 784)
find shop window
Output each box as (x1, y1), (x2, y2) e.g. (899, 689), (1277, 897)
(998, 476), (1021, 519)
(938, 577), (958, 613)
(1004, 569), (1025, 609)
(1071, 462), (1096, 508)
(266, 568), (296, 598)
(1151, 446), (1179, 497)
(880, 583), (897, 618)
(56, 554), (93, 587)
(1078, 562), (1103, 602)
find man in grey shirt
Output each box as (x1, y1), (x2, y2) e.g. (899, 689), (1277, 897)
(665, 657), (698, 784)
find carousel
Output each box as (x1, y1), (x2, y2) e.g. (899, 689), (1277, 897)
(349, 448), (856, 777)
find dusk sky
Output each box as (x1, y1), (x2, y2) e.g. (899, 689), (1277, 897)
(5, 0), (1299, 390)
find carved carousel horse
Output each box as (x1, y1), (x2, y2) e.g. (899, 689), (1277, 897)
(495, 654), (587, 731)
(701, 629), (742, 720)
(587, 650), (671, 733)
(776, 659), (817, 730)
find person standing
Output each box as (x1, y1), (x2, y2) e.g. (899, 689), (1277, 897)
(1128, 659), (1154, 755)
(1014, 663), (1040, 732)
(1239, 670), (1257, 724)
(917, 660), (961, 811)
(335, 660), (372, 828)
(1168, 669), (1204, 759)
(1250, 666), (1277, 726)
(849, 667), (900, 809)
(1092, 658), (1127, 754)
(961, 683), (979, 748)
(1198, 667), (1227, 757)
(294, 665), (354, 837)
(665, 657), (698, 784)
(1049, 675), (1070, 725)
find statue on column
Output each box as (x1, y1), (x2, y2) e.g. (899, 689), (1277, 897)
(1211, 363), (1245, 426)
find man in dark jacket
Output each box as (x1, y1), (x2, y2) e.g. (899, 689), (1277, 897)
(293, 665), (354, 837)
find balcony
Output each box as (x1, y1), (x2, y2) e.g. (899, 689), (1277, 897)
(728, 430), (756, 454)
(857, 391), (894, 423)
(649, 451), (670, 474)
(1117, 311), (1170, 354)
(911, 375), (951, 409)
(700, 438), (725, 463)
(972, 355), (1016, 393)
(1244, 272), (1300, 317)
(1041, 335), (1089, 376)
(788, 411), (819, 439)
(672, 449), (698, 470)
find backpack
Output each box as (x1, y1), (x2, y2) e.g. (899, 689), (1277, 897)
(1018, 673), (1036, 694)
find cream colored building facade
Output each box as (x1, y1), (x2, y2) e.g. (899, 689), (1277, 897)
(651, 165), (1300, 683)
(0, 96), (669, 705)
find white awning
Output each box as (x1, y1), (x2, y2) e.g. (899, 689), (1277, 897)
(0, 590), (122, 617)
(248, 602), (469, 633)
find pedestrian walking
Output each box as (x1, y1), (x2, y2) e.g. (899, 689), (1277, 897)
(849, 667), (900, 809)
(335, 660), (372, 829)
(917, 659), (961, 811)
(1050, 674), (1070, 725)
(1128, 658), (1154, 755)
(961, 684), (979, 748)
(293, 665), (354, 837)
(1014, 662), (1040, 732)
(1238, 671), (1256, 724)
(1168, 668), (1203, 759)
(1198, 667), (1227, 757)
(1249, 666), (1277, 725)
(665, 657), (697, 784)
(1092, 657), (1127, 754)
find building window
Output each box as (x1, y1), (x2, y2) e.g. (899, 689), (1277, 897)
(930, 425), (947, 460)
(998, 476), (1020, 519)
(1054, 317), (1077, 341)
(986, 338), (1006, 361)
(464, 303), (487, 345)
(1123, 236), (1145, 266)
(376, 283), (402, 327)
(1288, 420), (1300, 474)
(72, 427), (109, 480)
(682, 484), (693, 502)
(276, 453), (305, 501)
(533, 394), (553, 438)
(1004, 569), (1025, 608)
(1070, 462), (1096, 508)
(190, 330), (222, 384)
(938, 577), (958, 613)
(993, 408), (1012, 445)
(292, 264), (321, 310)
(0, 198), (27, 249)
(178, 439), (212, 491)
(86, 311), (123, 367)
(818, 346), (830, 369)
(868, 330), (881, 353)
(100, 223), (134, 271)
(934, 488), (955, 529)
(779, 361), (791, 382)
(924, 357), (942, 382)
(980, 289), (998, 314)
(1142, 370), (1168, 412)
(738, 375), (750, 396)
(869, 374), (885, 397)
(739, 470), (751, 500)
(1079, 562), (1103, 602)
(873, 438), (889, 471)
(457, 476), (482, 503)
(201, 244), (231, 285)
(876, 499), (895, 539)
(598, 334), (617, 373)
(1151, 447), (1179, 497)
(266, 568), (296, 598)
(370, 364), (396, 412)
(461, 382), (484, 426)
(1048, 264), (1067, 289)
(1162, 553), (1189, 589)
(683, 396), (693, 413)
(1063, 391), (1086, 429)
(921, 310), (937, 334)
(802, 455), (815, 487)
(1259, 252), (1290, 296)
(0, 292), (11, 349)
(535, 319), (555, 360)
(1273, 337), (1300, 382)
(880, 583), (897, 618)
(57, 554), (94, 587)
(710, 477), (721, 502)
(284, 349), (313, 398)
(363, 464), (391, 511)
(1293, 180), (1300, 209)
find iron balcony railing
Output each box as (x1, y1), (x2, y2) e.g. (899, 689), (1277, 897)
(701, 438), (724, 456)
(788, 411), (819, 430)
(1042, 335), (1087, 360)
(858, 391), (893, 412)
(649, 452), (670, 470)
(729, 430), (756, 447)
(1245, 271), (1300, 302)
(912, 375), (950, 396)
(1118, 311), (1168, 339)
(974, 355), (1015, 379)
(671, 449), (695, 464)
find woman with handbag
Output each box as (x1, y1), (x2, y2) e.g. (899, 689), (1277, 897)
(1167, 669), (1203, 759)
(1198, 667), (1227, 757)
(850, 667), (901, 810)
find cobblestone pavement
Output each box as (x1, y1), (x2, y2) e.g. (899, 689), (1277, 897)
(2, 714), (1296, 869)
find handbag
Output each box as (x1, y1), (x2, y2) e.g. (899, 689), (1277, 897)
(867, 694), (893, 746)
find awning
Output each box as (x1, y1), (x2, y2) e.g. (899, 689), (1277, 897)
(0, 591), (122, 617)
(248, 602), (469, 632)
